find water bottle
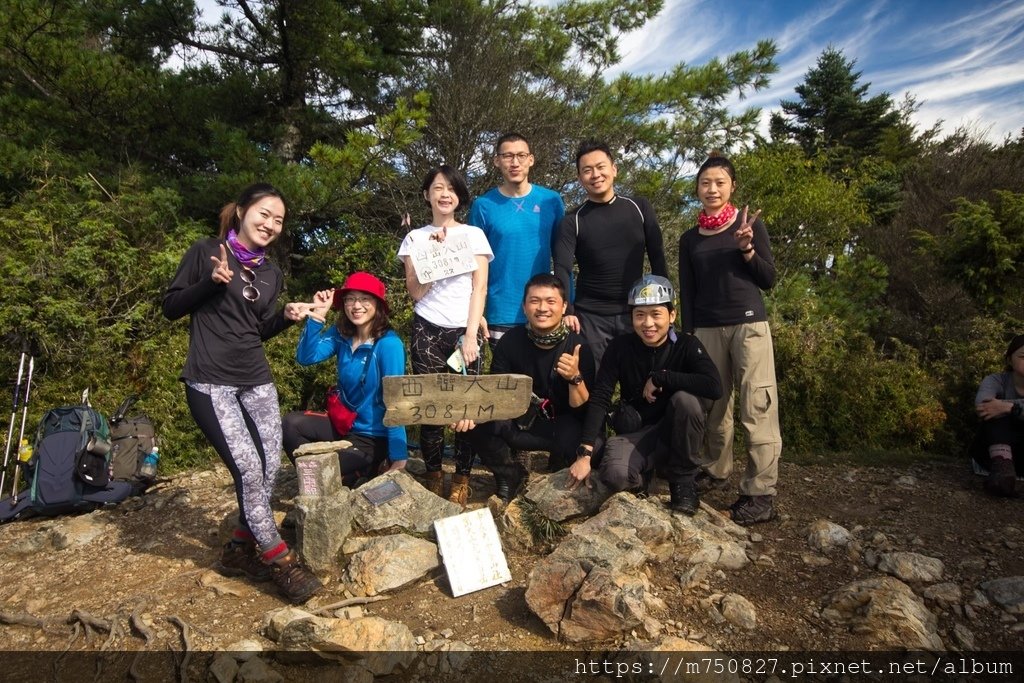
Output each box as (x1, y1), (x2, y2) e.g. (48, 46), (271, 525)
(17, 439), (32, 463)
(139, 446), (160, 479)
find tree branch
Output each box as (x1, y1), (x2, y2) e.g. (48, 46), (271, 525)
(235, 0), (272, 43)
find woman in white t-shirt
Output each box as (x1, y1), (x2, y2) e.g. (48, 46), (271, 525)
(398, 165), (494, 505)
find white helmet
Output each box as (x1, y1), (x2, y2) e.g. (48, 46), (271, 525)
(628, 274), (674, 306)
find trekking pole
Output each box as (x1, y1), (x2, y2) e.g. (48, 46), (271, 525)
(0, 352), (27, 498)
(9, 357), (34, 504)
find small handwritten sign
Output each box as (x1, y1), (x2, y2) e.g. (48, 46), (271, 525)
(382, 373), (533, 426)
(434, 508), (512, 597)
(408, 234), (479, 283)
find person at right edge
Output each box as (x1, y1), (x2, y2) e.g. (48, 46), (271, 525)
(973, 334), (1024, 497)
(568, 275), (722, 515)
(678, 154), (781, 526)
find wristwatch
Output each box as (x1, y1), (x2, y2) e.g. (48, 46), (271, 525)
(568, 374), (584, 386)
(1012, 402), (1023, 419)
(575, 445), (593, 459)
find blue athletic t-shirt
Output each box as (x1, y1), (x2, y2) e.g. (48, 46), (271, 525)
(468, 185), (565, 325)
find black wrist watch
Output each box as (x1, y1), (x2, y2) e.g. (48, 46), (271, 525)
(1013, 402), (1023, 419)
(575, 445), (593, 459)
(568, 374), (584, 385)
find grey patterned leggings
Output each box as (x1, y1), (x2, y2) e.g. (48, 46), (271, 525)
(186, 382), (284, 554)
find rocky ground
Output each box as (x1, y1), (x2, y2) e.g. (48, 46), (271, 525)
(0, 452), (1022, 680)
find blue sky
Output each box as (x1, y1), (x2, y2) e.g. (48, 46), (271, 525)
(608, 0), (1024, 143)
(191, 0), (1023, 143)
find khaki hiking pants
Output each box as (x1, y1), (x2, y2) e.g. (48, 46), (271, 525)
(695, 321), (781, 496)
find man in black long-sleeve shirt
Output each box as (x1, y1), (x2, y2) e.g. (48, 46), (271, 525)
(568, 275), (722, 515)
(553, 140), (668, 367)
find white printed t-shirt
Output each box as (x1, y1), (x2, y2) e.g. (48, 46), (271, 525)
(397, 224), (494, 328)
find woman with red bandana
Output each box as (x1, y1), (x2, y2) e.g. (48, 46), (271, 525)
(678, 155), (781, 526)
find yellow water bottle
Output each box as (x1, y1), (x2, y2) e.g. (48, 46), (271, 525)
(17, 438), (32, 463)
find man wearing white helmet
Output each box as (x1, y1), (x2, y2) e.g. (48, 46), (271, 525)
(568, 275), (722, 515)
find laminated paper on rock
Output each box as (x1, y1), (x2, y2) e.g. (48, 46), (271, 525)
(434, 508), (512, 597)
(383, 374), (532, 426)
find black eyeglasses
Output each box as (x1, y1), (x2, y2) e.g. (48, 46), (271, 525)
(239, 267), (260, 302)
(497, 152), (532, 162)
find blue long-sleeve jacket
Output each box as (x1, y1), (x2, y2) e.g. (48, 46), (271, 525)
(295, 318), (408, 461)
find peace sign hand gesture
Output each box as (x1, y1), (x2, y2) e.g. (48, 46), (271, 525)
(210, 243), (235, 284)
(734, 205), (762, 254)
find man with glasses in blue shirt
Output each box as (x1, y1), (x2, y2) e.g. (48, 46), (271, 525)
(469, 133), (565, 350)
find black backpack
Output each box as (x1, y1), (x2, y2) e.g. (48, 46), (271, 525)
(0, 404), (134, 523)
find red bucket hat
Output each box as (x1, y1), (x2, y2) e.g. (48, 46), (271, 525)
(332, 272), (388, 312)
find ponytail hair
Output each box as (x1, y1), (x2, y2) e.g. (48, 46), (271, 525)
(218, 183), (287, 238)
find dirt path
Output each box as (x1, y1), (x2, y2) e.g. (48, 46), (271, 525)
(0, 457), (1021, 655)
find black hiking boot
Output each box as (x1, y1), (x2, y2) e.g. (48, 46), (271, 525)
(668, 479), (699, 516)
(270, 551), (323, 604)
(217, 542), (272, 582)
(985, 458), (1017, 497)
(729, 495), (776, 526)
(494, 463), (527, 502)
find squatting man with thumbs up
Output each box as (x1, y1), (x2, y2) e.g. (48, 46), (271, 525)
(453, 273), (597, 501)
(568, 275), (722, 517)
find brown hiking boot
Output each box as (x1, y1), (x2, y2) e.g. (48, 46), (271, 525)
(217, 542), (272, 582)
(424, 470), (445, 497)
(270, 551), (323, 604)
(985, 458), (1017, 497)
(448, 473), (472, 507)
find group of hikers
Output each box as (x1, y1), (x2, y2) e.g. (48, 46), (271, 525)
(162, 132), (1023, 608)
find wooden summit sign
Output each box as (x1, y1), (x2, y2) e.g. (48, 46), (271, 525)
(382, 374), (533, 426)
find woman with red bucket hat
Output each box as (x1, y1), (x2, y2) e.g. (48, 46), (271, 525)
(282, 271), (408, 485)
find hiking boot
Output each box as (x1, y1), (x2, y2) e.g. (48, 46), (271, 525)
(424, 470), (445, 497)
(217, 542), (272, 582)
(494, 464), (527, 502)
(695, 469), (728, 493)
(985, 458), (1017, 497)
(629, 469), (655, 499)
(729, 495), (776, 526)
(668, 479), (699, 516)
(270, 551), (323, 604)
(448, 473), (472, 507)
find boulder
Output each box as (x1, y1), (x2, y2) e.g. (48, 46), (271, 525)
(525, 493), (749, 642)
(209, 653), (238, 683)
(557, 567), (649, 642)
(876, 551), (944, 583)
(351, 470), (460, 535)
(720, 593), (757, 630)
(344, 534), (440, 596)
(819, 576), (943, 650)
(979, 576), (1024, 615)
(236, 657), (283, 683)
(278, 615), (417, 675)
(262, 606), (315, 642)
(922, 582), (962, 608)
(630, 638), (739, 683)
(806, 520), (852, 552)
(293, 446), (347, 497)
(524, 469), (612, 522)
(295, 488), (354, 573)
